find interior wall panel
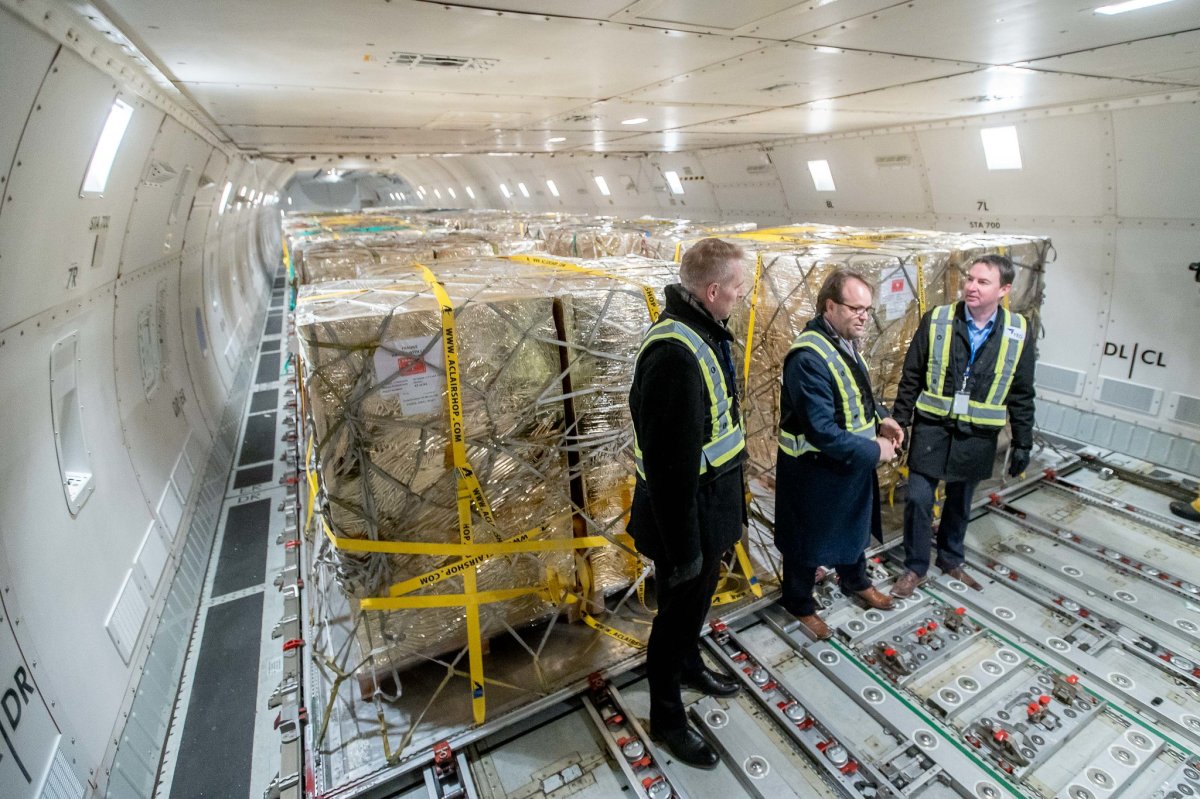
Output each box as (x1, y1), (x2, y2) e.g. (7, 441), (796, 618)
(1112, 102), (1200, 219)
(918, 115), (1113, 219)
(0, 300), (158, 777)
(0, 7), (57, 202)
(119, 118), (212, 272)
(0, 47), (163, 330)
(772, 133), (932, 216)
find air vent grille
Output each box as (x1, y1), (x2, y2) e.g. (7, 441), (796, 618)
(1173, 393), (1200, 427)
(387, 52), (498, 71)
(875, 154), (912, 168)
(1035, 363), (1086, 397)
(1096, 376), (1162, 415)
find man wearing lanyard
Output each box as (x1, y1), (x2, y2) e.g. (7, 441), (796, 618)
(890, 255), (1037, 597)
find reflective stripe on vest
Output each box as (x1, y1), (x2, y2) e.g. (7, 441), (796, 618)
(914, 304), (1027, 428)
(777, 330), (876, 457)
(633, 319), (746, 478)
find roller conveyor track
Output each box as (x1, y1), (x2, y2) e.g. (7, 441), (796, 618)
(291, 460), (1200, 799)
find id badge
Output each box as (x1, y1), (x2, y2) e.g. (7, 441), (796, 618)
(952, 391), (970, 415)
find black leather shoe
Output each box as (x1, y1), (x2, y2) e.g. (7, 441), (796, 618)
(682, 667), (740, 697)
(654, 724), (719, 769)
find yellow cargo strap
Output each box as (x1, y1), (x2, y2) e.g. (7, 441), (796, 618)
(916, 255), (927, 315)
(560, 590), (647, 650)
(320, 523), (611, 557)
(414, 261), (489, 724)
(732, 540), (763, 598)
(506, 254), (660, 322)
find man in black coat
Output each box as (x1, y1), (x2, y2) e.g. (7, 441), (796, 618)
(774, 269), (904, 641)
(627, 237), (748, 769)
(891, 254), (1037, 597)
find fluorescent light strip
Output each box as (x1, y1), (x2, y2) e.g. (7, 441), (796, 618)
(621, 117), (648, 125)
(1095, 0), (1177, 14)
(546, 179), (559, 197)
(82, 98), (134, 195)
(980, 126), (1023, 170)
(499, 183), (511, 198)
(218, 181), (233, 215)
(664, 170), (685, 195)
(594, 175), (611, 196)
(447, 187), (456, 199)
(807, 159), (836, 192)
(465, 186), (475, 200)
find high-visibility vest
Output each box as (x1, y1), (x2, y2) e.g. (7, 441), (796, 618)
(914, 304), (1027, 428)
(633, 318), (746, 479)
(778, 330), (878, 457)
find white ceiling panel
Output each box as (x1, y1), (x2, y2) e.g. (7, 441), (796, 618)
(798, 0), (1200, 65)
(1024, 29), (1200, 84)
(537, 100), (766, 132)
(196, 85), (582, 129)
(678, 106), (944, 136)
(83, 0), (1200, 155)
(826, 68), (1191, 115)
(628, 43), (976, 107)
(597, 130), (797, 151)
(106, 0), (761, 98)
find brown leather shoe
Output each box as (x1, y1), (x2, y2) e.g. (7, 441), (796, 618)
(891, 570), (925, 599)
(796, 613), (832, 641)
(942, 565), (982, 590)
(854, 585), (894, 610)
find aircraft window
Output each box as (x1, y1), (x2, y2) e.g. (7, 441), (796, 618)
(81, 98), (134, 197)
(981, 126), (1023, 170)
(807, 159), (837, 192)
(50, 332), (95, 515)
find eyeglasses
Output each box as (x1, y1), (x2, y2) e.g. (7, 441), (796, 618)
(835, 300), (872, 318)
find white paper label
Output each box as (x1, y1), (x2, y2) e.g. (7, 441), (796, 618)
(879, 264), (917, 321)
(373, 336), (444, 415)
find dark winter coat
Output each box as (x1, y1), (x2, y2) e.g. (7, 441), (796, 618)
(892, 302), (1036, 482)
(627, 284), (747, 582)
(774, 316), (887, 566)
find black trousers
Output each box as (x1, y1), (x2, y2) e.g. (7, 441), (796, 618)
(780, 551), (871, 617)
(903, 471), (978, 576)
(647, 552), (723, 732)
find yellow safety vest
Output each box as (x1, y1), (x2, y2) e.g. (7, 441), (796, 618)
(914, 304), (1027, 428)
(633, 318), (746, 478)
(778, 330), (878, 457)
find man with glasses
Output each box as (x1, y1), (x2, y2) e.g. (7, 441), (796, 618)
(890, 254), (1036, 598)
(628, 238), (748, 768)
(774, 269), (904, 640)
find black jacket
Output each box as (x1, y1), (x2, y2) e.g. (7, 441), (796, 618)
(626, 284), (747, 579)
(775, 316), (887, 564)
(892, 302), (1036, 482)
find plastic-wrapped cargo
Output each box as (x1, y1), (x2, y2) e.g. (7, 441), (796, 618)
(676, 226), (1050, 493)
(295, 255), (675, 673)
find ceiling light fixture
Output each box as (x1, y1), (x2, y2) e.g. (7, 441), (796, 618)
(594, 175), (611, 196)
(547, 136), (566, 143)
(980, 126), (1023, 170)
(1095, 0), (1177, 14)
(499, 183), (512, 198)
(664, 170), (685, 195)
(81, 98), (134, 196)
(517, 182), (530, 198)
(464, 186), (475, 199)
(546, 179), (560, 197)
(621, 117), (648, 125)
(807, 159), (836, 192)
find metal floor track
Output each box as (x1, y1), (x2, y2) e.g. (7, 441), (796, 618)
(157, 273), (298, 799)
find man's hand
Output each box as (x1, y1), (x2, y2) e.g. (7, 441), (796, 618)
(877, 437), (897, 464)
(879, 417), (905, 447)
(1008, 447), (1031, 477)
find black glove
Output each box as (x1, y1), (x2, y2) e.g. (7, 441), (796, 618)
(1008, 447), (1031, 477)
